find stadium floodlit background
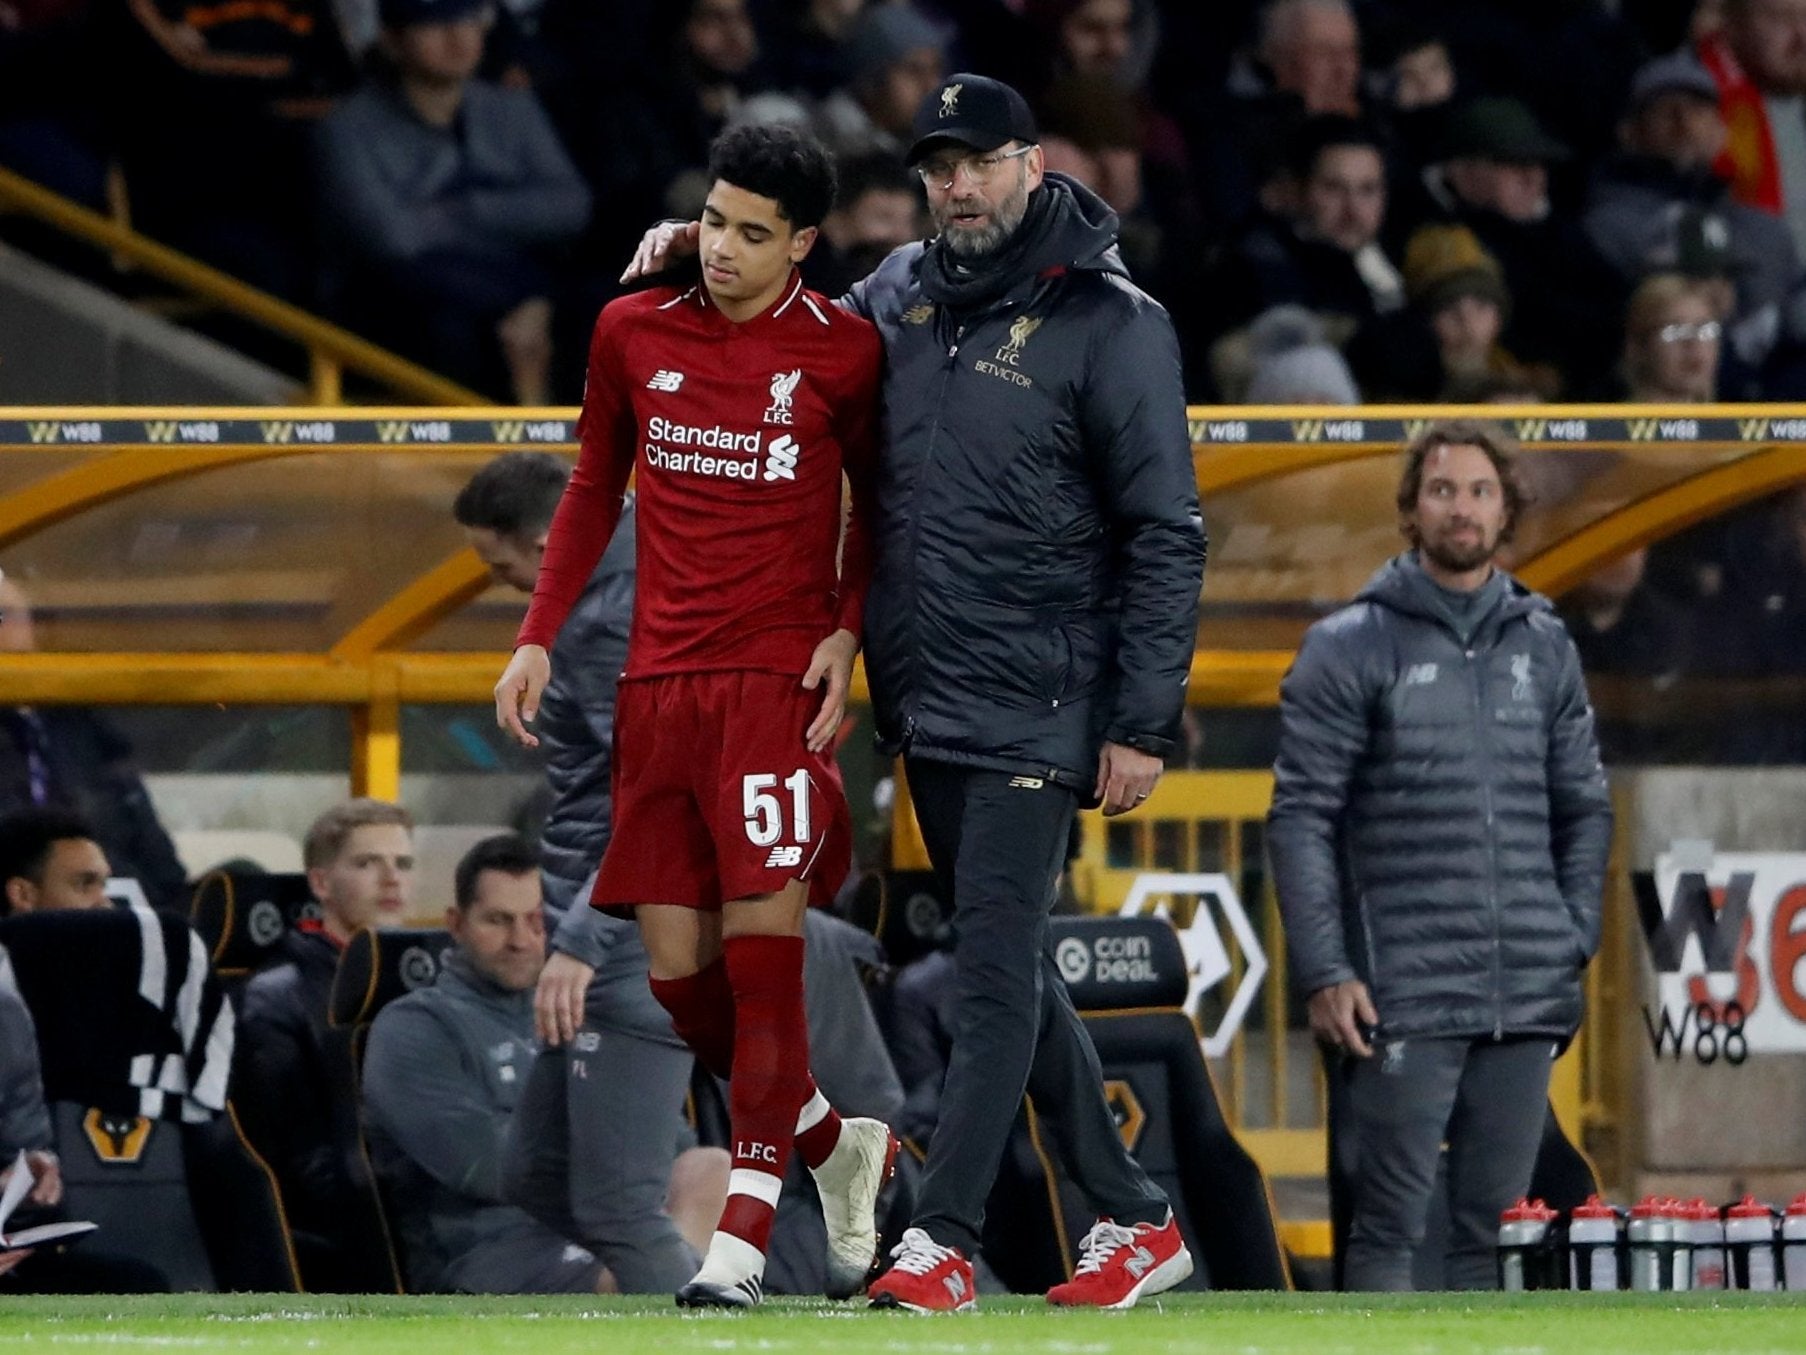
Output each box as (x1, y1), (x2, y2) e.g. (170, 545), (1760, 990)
(3, 0), (1806, 1339)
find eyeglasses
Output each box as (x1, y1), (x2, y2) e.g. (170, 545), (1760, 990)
(915, 144), (1035, 190)
(1657, 321), (1722, 344)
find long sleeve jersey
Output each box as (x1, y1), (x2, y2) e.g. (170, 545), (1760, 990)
(517, 270), (883, 677)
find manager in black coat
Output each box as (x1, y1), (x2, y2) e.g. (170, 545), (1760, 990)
(1268, 420), (1612, 1292)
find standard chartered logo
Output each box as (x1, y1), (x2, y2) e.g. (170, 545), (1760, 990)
(643, 416), (803, 484)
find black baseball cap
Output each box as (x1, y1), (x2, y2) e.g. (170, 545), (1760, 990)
(905, 73), (1039, 167)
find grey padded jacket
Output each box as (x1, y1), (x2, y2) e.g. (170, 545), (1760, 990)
(1267, 554), (1612, 1042)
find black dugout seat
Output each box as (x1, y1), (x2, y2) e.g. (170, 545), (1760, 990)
(321, 926), (453, 1293)
(1, 909), (299, 1292)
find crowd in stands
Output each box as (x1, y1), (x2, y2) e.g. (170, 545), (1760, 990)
(2, 0), (1804, 407)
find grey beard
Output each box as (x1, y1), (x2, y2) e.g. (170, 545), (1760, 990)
(936, 181), (1030, 260)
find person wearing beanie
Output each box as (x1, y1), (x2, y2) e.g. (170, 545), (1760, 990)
(812, 4), (946, 159)
(1243, 306), (1362, 403)
(1413, 94), (1624, 390)
(1348, 223), (1550, 399)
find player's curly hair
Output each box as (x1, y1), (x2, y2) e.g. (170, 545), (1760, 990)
(708, 123), (838, 231)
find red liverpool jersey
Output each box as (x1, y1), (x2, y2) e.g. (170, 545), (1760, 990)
(517, 271), (882, 677)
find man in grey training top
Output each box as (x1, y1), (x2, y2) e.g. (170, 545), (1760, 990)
(1267, 418), (1612, 1291)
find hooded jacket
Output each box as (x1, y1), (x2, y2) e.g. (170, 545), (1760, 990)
(844, 173), (1205, 787)
(1267, 554), (1613, 1042)
(361, 950), (545, 1293)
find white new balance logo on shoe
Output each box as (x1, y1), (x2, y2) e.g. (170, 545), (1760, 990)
(1123, 1246), (1156, 1278)
(943, 1272), (967, 1301)
(646, 369), (685, 391)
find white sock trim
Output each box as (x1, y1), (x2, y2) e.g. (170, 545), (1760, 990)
(727, 1167), (784, 1208)
(795, 1087), (831, 1134)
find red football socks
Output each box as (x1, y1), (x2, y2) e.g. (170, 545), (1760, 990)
(716, 934), (810, 1253)
(648, 952), (846, 1170)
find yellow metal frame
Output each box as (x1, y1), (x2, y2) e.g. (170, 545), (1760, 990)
(0, 402), (1801, 842)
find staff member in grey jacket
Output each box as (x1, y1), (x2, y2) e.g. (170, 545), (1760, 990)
(454, 455), (702, 1295)
(363, 835), (728, 1294)
(1268, 419), (1612, 1292)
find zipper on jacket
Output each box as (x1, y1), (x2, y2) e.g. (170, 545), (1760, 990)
(902, 318), (965, 735)
(1465, 644), (1506, 1039)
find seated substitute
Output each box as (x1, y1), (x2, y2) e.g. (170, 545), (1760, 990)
(234, 798), (415, 1290)
(363, 834), (727, 1294)
(0, 808), (111, 916)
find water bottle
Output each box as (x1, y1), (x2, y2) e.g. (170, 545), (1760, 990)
(1497, 1198), (1561, 1291)
(1684, 1198), (1726, 1289)
(1629, 1197), (1686, 1291)
(1567, 1195), (1623, 1291)
(1784, 1194), (1806, 1291)
(1724, 1197), (1779, 1291)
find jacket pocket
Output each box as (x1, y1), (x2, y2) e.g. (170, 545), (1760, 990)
(1042, 613), (1111, 703)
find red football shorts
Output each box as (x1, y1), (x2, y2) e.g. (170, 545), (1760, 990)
(591, 670), (852, 910)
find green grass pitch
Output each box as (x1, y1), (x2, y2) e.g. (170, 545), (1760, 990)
(3, 1293), (1805, 1355)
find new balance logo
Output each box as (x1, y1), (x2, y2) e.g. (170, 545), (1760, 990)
(1123, 1246), (1156, 1279)
(646, 369), (685, 392)
(765, 846), (803, 868)
(1404, 663), (1439, 687)
(943, 1271), (968, 1300)
(763, 434), (800, 482)
(1007, 775), (1045, 789)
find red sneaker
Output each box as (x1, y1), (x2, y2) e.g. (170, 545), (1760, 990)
(1046, 1212), (1193, 1309)
(867, 1228), (976, 1312)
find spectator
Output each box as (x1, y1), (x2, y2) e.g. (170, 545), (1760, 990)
(315, 0), (591, 404)
(1023, 2), (1195, 235)
(814, 3), (945, 160)
(0, 809), (109, 916)
(1372, 23), (1456, 192)
(0, 0), (108, 209)
(1256, 0), (1362, 118)
(234, 798), (414, 1292)
(1558, 548), (1697, 763)
(1619, 273), (1723, 401)
(1241, 306), (1361, 404)
(1413, 96), (1624, 389)
(364, 834), (729, 1294)
(1224, 116), (1403, 335)
(1202, 0), (1368, 230)
(804, 151), (924, 298)
(1349, 223), (1549, 401)
(1268, 420), (1612, 1291)
(558, 0), (763, 262)
(1701, 0), (1806, 261)
(1037, 75), (1174, 285)
(758, 0), (872, 100)
(0, 581), (186, 912)
(115, 0), (355, 298)
(1585, 51), (1799, 337)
